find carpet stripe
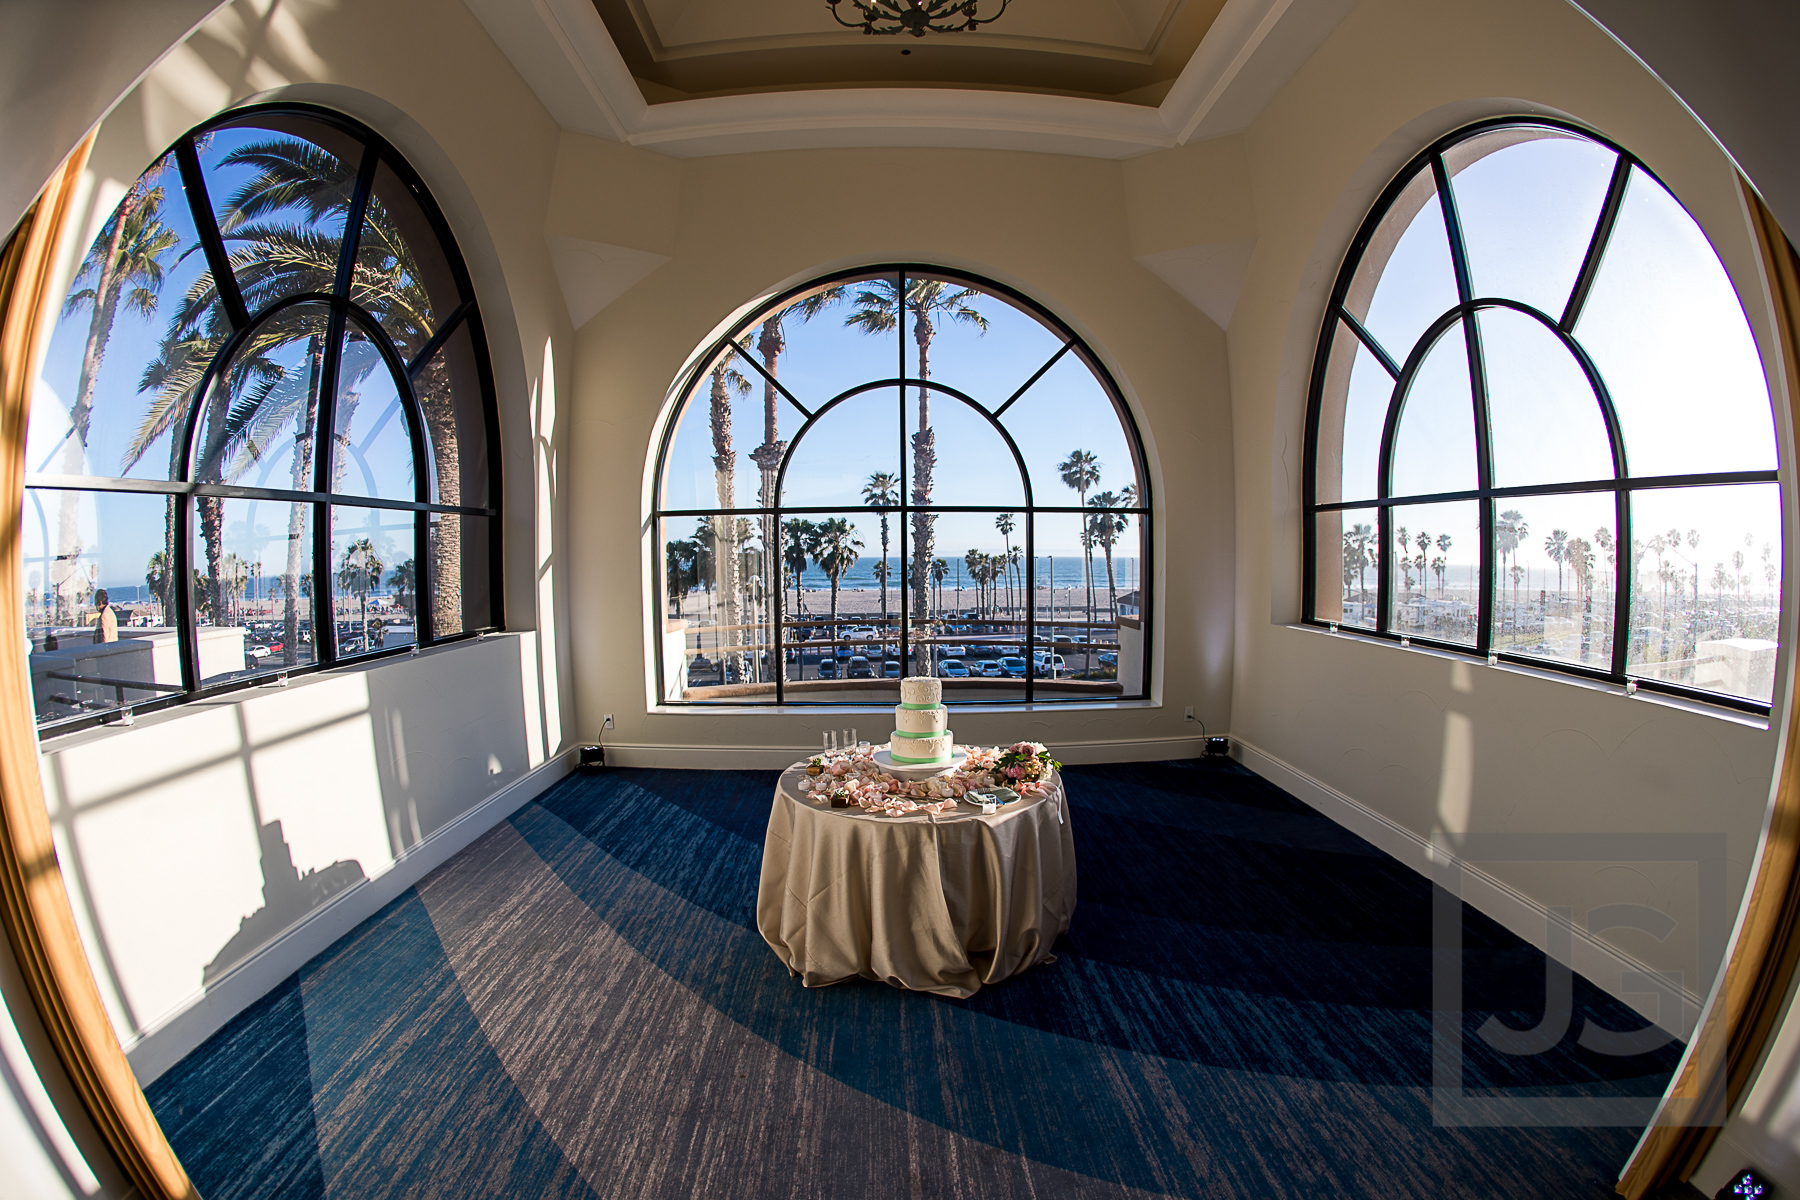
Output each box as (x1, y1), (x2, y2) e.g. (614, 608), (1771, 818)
(417, 818), (1171, 1200)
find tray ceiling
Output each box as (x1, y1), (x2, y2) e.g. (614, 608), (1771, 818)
(592, 0), (1229, 104)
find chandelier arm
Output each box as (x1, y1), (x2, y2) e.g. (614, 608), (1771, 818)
(828, 0), (1010, 36)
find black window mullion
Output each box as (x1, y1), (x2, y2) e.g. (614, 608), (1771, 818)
(173, 494), (197, 693)
(1338, 309), (1402, 379)
(1611, 487), (1631, 677)
(1434, 158), (1493, 652)
(1561, 155), (1634, 333)
(773, 507), (784, 705)
(1024, 509), (1035, 703)
(1376, 503), (1393, 636)
(993, 340), (1072, 419)
(174, 138), (250, 331)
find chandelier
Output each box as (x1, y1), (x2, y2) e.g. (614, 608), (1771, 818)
(826, 0), (1012, 37)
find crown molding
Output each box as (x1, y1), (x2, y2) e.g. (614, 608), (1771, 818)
(462, 0), (1356, 158)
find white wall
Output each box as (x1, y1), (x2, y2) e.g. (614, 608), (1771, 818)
(1226, 0), (1791, 1030)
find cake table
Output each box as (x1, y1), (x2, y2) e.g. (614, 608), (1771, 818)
(755, 762), (1076, 998)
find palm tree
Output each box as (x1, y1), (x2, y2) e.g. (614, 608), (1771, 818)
(1347, 522), (1374, 613)
(145, 550), (172, 624)
(812, 517), (863, 621)
(388, 558), (416, 624)
(57, 165), (181, 627)
(931, 557), (949, 618)
(752, 287), (844, 623)
(863, 471), (899, 630)
(844, 277), (988, 672)
(336, 538), (384, 652)
(1497, 510), (1527, 635)
(1059, 450), (1101, 629)
(1436, 533), (1452, 597)
(665, 538), (697, 617)
(1087, 491), (1126, 618)
(964, 549), (985, 617)
(708, 347), (754, 679)
(691, 519), (717, 619)
(1545, 529), (1569, 603)
(1414, 531), (1430, 597)
(995, 512), (1017, 618)
(783, 519), (816, 616)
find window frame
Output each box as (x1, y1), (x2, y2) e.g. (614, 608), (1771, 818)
(649, 263), (1155, 708)
(1302, 116), (1780, 714)
(26, 102), (504, 737)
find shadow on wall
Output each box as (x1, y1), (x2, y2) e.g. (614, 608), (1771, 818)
(202, 820), (364, 986)
(36, 634), (541, 1050)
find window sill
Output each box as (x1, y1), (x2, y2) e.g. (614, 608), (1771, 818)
(649, 698), (1161, 718)
(34, 632), (512, 749)
(1284, 623), (1772, 731)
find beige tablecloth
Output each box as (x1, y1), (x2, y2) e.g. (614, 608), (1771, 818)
(756, 765), (1077, 998)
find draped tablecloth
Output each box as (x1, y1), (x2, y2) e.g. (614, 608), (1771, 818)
(756, 765), (1076, 998)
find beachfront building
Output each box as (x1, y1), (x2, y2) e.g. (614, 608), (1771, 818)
(4, 3), (1800, 1199)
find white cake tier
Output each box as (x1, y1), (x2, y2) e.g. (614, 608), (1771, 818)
(890, 732), (954, 763)
(892, 704), (947, 735)
(900, 676), (942, 705)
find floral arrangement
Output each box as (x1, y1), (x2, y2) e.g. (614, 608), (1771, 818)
(993, 741), (1060, 788)
(794, 742), (1060, 816)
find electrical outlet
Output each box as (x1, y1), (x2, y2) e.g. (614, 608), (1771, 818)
(603, 714), (615, 731)
(1184, 706), (1195, 722)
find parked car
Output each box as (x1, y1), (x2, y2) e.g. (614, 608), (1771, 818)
(940, 659), (970, 678)
(1098, 651), (1118, 666)
(997, 656), (1028, 679)
(883, 660), (902, 677)
(972, 660), (1002, 677)
(939, 643), (966, 657)
(847, 655), (874, 678)
(816, 658), (838, 679)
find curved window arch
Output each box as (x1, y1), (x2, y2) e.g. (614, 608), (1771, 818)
(1305, 118), (1781, 709)
(23, 103), (502, 732)
(653, 266), (1151, 706)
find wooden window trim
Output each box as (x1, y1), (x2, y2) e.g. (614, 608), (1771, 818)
(0, 135), (198, 1200)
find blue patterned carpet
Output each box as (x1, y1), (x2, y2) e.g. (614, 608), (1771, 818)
(145, 760), (1682, 1198)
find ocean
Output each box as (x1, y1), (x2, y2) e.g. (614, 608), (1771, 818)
(787, 555), (1138, 592)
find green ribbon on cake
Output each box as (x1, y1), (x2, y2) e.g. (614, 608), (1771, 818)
(891, 749), (950, 764)
(891, 729), (940, 740)
(898, 701), (939, 710)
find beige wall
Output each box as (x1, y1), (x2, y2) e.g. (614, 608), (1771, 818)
(1226, 0), (1792, 1008)
(564, 138), (1239, 760)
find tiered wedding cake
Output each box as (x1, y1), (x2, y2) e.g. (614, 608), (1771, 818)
(890, 676), (954, 766)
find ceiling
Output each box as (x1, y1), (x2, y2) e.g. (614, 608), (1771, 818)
(591, 0), (1230, 104)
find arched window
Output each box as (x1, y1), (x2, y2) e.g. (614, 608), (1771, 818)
(652, 267), (1150, 707)
(1305, 119), (1781, 710)
(24, 103), (501, 732)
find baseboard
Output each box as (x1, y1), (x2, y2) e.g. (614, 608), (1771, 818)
(125, 747), (578, 1086)
(1233, 739), (1702, 1041)
(601, 735), (1208, 771)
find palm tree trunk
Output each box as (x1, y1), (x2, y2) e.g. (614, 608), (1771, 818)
(416, 356), (465, 638)
(709, 368), (744, 681)
(1103, 540), (1117, 617)
(910, 319), (935, 675)
(283, 337), (324, 666)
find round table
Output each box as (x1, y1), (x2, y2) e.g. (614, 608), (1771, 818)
(756, 763), (1077, 998)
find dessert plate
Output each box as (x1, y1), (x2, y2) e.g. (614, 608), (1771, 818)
(871, 748), (967, 780)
